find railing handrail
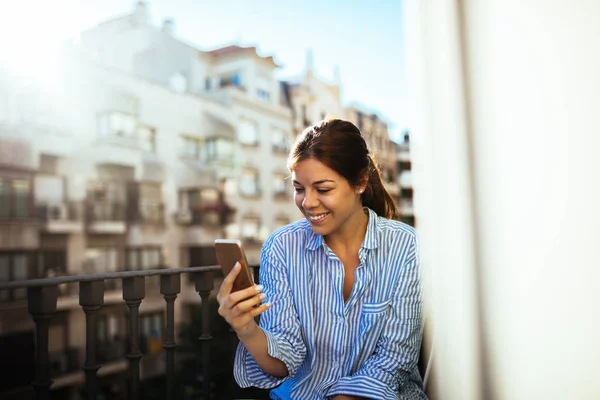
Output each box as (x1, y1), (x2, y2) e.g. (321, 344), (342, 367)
(0, 265), (222, 290)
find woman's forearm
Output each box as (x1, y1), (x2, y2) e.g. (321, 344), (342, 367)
(238, 322), (289, 378)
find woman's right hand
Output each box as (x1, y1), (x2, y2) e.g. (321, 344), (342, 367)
(217, 262), (270, 339)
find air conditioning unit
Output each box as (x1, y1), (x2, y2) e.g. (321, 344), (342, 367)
(174, 209), (192, 224)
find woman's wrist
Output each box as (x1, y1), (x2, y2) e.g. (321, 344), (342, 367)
(236, 320), (259, 341)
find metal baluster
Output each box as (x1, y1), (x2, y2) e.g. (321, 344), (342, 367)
(194, 271), (214, 400)
(123, 277), (145, 400)
(28, 285), (58, 400)
(79, 280), (105, 400)
(160, 274), (180, 400)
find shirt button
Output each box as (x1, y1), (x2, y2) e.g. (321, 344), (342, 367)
(338, 316), (344, 324)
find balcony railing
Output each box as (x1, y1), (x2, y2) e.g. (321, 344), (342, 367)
(85, 201), (126, 222)
(37, 202), (82, 222)
(0, 265), (227, 400)
(132, 203), (165, 225)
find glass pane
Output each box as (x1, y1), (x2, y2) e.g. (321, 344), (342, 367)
(128, 250), (138, 270)
(0, 255), (9, 301)
(141, 250), (150, 269)
(13, 180), (31, 218)
(13, 254), (28, 299)
(97, 318), (107, 342)
(138, 125), (155, 153)
(151, 314), (162, 337)
(110, 113), (135, 137)
(238, 120), (257, 144)
(0, 180), (10, 217)
(107, 249), (118, 272)
(97, 114), (109, 137)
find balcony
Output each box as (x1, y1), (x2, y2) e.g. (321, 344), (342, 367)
(37, 202), (84, 234)
(85, 202), (127, 234)
(0, 265), (261, 400)
(130, 203), (165, 226)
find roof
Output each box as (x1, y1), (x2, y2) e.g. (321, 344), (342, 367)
(205, 45), (279, 67)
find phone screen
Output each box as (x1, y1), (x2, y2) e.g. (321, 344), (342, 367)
(214, 239), (255, 292)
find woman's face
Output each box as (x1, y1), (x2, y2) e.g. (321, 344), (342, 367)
(292, 158), (364, 238)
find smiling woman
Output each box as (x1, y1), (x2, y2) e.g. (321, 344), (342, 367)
(217, 119), (426, 400)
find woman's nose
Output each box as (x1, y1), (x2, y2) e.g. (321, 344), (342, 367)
(302, 190), (319, 209)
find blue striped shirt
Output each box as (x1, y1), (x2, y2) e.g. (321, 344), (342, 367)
(234, 208), (426, 399)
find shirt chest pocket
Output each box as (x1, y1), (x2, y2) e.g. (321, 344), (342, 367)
(359, 298), (392, 337)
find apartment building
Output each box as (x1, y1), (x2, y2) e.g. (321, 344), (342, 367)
(397, 131), (415, 226)
(0, 2), (412, 398)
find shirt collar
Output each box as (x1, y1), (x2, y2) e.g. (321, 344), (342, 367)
(305, 207), (379, 251)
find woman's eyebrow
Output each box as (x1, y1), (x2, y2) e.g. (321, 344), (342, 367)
(292, 179), (335, 185)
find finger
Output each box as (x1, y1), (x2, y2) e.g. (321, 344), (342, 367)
(229, 283), (264, 305)
(220, 262), (242, 295)
(233, 293), (267, 314)
(248, 302), (271, 318)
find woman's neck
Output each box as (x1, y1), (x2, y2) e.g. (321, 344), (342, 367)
(324, 207), (369, 254)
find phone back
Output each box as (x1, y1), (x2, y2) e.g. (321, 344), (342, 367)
(214, 239), (254, 292)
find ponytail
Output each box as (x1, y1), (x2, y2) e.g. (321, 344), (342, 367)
(361, 154), (398, 219)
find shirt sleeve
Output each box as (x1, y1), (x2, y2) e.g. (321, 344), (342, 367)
(233, 234), (307, 389)
(326, 236), (427, 400)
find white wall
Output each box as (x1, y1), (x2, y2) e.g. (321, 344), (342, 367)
(405, 1), (600, 399)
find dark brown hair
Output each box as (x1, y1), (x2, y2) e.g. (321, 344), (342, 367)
(287, 119), (398, 219)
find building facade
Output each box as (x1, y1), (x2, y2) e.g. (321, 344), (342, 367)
(0, 2), (413, 398)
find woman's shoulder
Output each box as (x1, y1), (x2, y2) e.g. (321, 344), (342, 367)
(377, 215), (417, 237)
(263, 218), (311, 250)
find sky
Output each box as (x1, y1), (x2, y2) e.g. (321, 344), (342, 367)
(0, 0), (408, 141)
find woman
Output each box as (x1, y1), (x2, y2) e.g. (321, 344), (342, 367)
(217, 119), (426, 399)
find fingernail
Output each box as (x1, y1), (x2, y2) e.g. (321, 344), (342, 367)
(259, 293), (266, 300)
(265, 302), (271, 308)
(255, 284), (263, 292)
(234, 262), (240, 270)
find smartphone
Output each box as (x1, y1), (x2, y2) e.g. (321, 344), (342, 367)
(214, 239), (255, 293)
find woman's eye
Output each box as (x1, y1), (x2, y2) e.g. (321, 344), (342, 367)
(294, 187), (304, 193)
(317, 188), (331, 194)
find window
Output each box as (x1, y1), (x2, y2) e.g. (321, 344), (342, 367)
(184, 188), (222, 225)
(219, 72), (242, 89)
(240, 170), (260, 197)
(86, 182), (126, 221)
(97, 112), (156, 153)
(179, 135), (201, 159)
(241, 216), (261, 243)
(127, 247), (162, 271)
(257, 89), (271, 101)
(140, 312), (164, 355)
(138, 183), (163, 223)
(0, 253), (34, 302)
(238, 120), (259, 146)
(272, 128), (289, 153)
(38, 250), (67, 277)
(256, 77), (271, 101)
(0, 178), (32, 218)
(97, 314), (119, 343)
(83, 248), (120, 274)
(137, 124), (156, 153)
(205, 137), (234, 162)
(273, 173), (288, 199)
